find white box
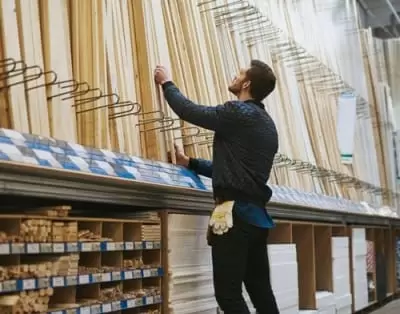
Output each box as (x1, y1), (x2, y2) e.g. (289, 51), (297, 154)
(280, 306), (300, 314)
(332, 237), (349, 248)
(271, 263), (298, 293)
(268, 244), (297, 264)
(333, 258), (350, 277)
(335, 293), (352, 309)
(336, 305), (352, 314)
(352, 228), (366, 239)
(318, 305), (335, 314)
(332, 247), (349, 259)
(353, 289), (368, 311)
(353, 241), (368, 257)
(274, 289), (299, 310)
(316, 291), (335, 309)
(333, 276), (351, 297)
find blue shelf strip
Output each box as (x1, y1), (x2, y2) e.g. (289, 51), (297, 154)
(0, 240), (161, 255)
(0, 128), (212, 191)
(0, 268), (163, 294)
(47, 295), (162, 314)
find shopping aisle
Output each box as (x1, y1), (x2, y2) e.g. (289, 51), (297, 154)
(371, 299), (400, 314)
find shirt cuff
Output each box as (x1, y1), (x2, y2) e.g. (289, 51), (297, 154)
(188, 158), (199, 172)
(161, 81), (174, 92)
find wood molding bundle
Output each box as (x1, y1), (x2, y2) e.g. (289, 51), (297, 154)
(0, 0), (399, 207)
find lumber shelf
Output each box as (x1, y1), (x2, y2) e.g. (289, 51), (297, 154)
(0, 162), (400, 228)
(0, 212), (163, 313)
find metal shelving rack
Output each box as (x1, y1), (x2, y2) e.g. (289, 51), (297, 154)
(0, 128), (399, 313)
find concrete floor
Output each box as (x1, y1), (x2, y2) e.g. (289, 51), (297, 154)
(371, 299), (400, 314)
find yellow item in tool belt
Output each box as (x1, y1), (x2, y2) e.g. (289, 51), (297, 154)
(209, 201), (234, 235)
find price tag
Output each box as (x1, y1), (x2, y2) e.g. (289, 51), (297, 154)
(125, 242), (134, 250)
(151, 268), (159, 277)
(67, 242), (79, 252)
(101, 273), (111, 282)
(26, 243), (40, 254)
(112, 272), (121, 281)
(79, 275), (90, 285)
(11, 243), (25, 254)
(155, 295), (162, 303)
(38, 277), (50, 288)
(144, 241), (154, 249)
(106, 242), (116, 251)
(134, 241), (143, 250)
(91, 273), (102, 283)
(51, 311), (63, 314)
(66, 276), (77, 286)
(135, 298), (144, 306)
(3, 280), (17, 291)
(154, 241), (161, 249)
(80, 306), (90, 314)
(133, 270), (142, 278)
(53, 243), (65, 253)
(124, 271), (133, 280)
(22, 279), (36, 290)
(143, 269), (151, 278)
(116, 242), (124, 250)
(0, 243), (10, 255)
(40, 243), (52, 253)
(92, 242), (101, 251)
(81, 242), (92, 252)
(52, 276), (65, 287)
(126, 299), (137, 308)
(102, 303), (112, 312)
(146, 296), (154, 305)
(91, 304), (101, 314)
(111, 301), (121, 311)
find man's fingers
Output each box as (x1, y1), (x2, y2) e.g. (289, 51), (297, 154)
(174, 143), (183, 155)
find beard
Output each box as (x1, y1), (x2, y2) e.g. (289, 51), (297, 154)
(228, 81), (242, 96)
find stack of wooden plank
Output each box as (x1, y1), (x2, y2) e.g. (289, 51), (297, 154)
(0, 288), (54, 313)
(141, 224), (161, 241)
(0, 0), (398, 207)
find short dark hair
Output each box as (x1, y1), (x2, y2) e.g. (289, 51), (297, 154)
(246, 60), (276, 102)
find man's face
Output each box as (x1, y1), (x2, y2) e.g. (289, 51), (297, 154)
(228, 68), (250, 96)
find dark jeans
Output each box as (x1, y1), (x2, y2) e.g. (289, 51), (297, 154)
(209, 212), (279, 314)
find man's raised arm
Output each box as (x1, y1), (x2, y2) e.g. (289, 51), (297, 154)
(189, 158), (213, 178)
(154, 65), (249, 133)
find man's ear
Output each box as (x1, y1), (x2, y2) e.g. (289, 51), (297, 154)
(242, 81), (251, 90)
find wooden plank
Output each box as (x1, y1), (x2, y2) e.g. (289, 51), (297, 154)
(16, 0), (50, 137)
(39, 0), (77, 142)
(160, 210), (170, 314)
(314, 226), (333, 291)
(292, 224), (316, 309)
(129, 0), (166, 160)
(0, 0), (30, 132)
(268, 222), (292, 244)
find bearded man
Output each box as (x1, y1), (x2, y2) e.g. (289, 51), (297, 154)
(154, 60), (280, 314)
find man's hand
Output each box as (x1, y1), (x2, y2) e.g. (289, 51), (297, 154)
(154, 65), (171, 85)
(174, 144), (189, 168)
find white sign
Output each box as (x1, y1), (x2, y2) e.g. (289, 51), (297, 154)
(337, 92), (357, 163)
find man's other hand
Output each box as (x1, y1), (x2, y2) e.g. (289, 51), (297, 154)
(174, 144), (189, 168)
(154, 65), (171, 85)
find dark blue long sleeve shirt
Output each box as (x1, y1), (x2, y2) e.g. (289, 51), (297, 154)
(162, 81), (278, 228)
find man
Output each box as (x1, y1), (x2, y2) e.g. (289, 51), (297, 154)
(154, 60), (279, 314)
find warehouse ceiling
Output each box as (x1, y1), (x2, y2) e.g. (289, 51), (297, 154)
(358, 0), (400, 38)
